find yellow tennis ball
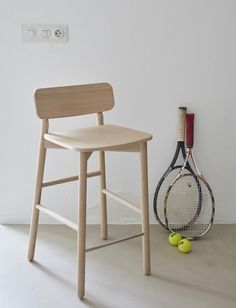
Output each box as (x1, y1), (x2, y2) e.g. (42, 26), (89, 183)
(178, 239), (192, 253)
(168, 232), (182, 246)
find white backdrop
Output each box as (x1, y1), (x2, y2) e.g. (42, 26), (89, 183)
(1, 0), (236, 224)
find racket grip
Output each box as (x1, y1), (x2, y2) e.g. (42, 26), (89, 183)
(186, 113), (195, 148)
(177, 107), (187, 141)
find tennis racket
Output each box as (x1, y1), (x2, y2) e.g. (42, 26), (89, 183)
(164, 113), (215, 239)
(153, 107), (192, 229)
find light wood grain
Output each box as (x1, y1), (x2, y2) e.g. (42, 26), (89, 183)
(44, 140), (65, 149)
(102, 189), (141, 215)
(35, 83), (114, 119)
(107, 143), (140, 152)
(44, 125), (152, 152)
(28, 119), (48, 261)
(97, 112), (108, 240)
(77, 152), (89, 299)
(140, 142), (151, 275)
(42, 171), (101, 187)
(30, 82), (152, 299)
(36, 205), (78, 231)
(86, 233), (144, 252)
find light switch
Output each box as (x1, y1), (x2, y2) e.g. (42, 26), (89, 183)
(21, 24), (68, 42)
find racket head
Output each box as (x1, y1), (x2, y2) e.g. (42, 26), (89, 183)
(164, 173), (215, 239)
(153, 165), (191, 229)
(153, 107), (188, 229)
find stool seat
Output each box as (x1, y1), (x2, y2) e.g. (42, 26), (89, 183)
(44, 124), (152, 151)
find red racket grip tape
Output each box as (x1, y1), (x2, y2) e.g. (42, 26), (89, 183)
(186, 113), (195, 148)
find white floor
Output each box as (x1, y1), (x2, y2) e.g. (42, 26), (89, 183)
(0, 224), (236, 308)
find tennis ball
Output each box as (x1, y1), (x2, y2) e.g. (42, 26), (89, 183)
(168, 232), (182, 246)
(178, 239), (192, 253)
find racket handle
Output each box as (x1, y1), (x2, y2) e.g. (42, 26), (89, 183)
(186, 113), (195, 148)
(177, 107), (187, 141)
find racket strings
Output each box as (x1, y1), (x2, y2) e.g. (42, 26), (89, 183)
(165, 174), (214, 238)
(156, 168), (190, 227)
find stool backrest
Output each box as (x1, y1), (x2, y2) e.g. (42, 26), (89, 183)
(34, 83), (114, 119)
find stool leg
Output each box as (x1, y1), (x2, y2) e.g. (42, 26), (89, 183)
(140, 142), (151, 275)
(99, 151), (108, 239)
(28, 120), (48, 261)
(77, 152), (89, 299)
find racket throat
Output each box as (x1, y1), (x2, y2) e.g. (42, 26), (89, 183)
(186, 149), (202, 176)
(187, 148), (192, 155)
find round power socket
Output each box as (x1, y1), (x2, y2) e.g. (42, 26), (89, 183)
(53, 28), (64, 39)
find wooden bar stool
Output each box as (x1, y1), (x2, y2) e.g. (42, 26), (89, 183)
(28, 82), (152, 299)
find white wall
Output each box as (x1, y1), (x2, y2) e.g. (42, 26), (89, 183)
(1, 0), (236, 224)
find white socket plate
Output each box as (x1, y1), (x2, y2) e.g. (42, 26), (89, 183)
(21, 24), (68, 43)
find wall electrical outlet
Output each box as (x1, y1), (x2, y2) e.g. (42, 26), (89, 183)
(53, 28), (64, 39)
(21, 24), (68, 43)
